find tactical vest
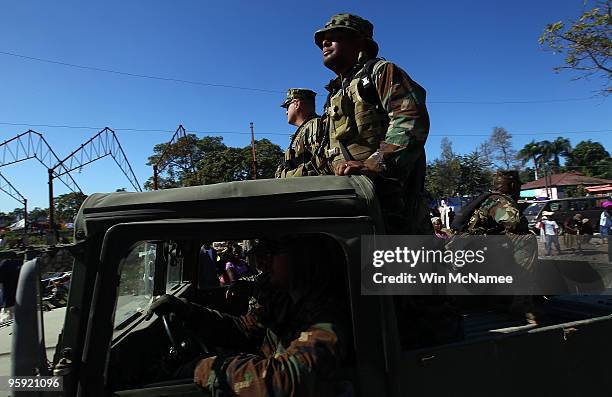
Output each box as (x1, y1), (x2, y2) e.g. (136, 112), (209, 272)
(281, 116), (320, 176)
(324, 59), (390, 170)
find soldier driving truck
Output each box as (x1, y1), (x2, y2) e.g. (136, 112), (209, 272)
(7, 174), (612, 397)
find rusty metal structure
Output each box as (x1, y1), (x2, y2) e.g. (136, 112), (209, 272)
(0, 130), (82, 193)
(48, 127), (141, 231)
(0, 172), (28, 238)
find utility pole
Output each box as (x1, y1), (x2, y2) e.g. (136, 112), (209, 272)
(153, 165), (159, 190)
(48, 168), (56, 245)
(546, 164), (553, 198)
(250, 122), (257, 179)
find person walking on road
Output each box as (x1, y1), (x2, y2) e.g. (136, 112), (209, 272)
(539, 215), (561, 256)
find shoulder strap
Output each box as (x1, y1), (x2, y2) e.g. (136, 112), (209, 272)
(450, 192), (494, 232)
(356, 58), (385, 110)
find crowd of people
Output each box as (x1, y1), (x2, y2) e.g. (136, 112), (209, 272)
(198, 241), (257, 288)
(535, 208), (610, 257)
(429, 197), (611, 260)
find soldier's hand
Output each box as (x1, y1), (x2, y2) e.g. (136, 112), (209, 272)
(335, 160), (379, 178)
(225, 279), (255, 301)
(144, 294), (190, 320)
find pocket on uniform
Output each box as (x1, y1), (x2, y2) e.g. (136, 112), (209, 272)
(329, 94), (357, 141)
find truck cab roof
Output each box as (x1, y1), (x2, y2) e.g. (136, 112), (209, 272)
(74, 175), (381, 241)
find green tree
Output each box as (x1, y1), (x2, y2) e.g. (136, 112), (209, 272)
(517, 140), (545, 179)
(29, 207), (48, 222)
(489, 127), (518, 169)
(425, 138), (461, 198)
(145, 135), (283, 189)
(145, 134), (205, 190)
(539, 0), (611, 95)
(548, 137), (572, 171)
(519, 167), (537, 184)
(456, 151), (494, 196)
(8, 207), (24, 221)
(242, 138), (284, 180)
(564, 139), (611, 178)
(195, 146), (246, 184)
(54, 192), (88, 223)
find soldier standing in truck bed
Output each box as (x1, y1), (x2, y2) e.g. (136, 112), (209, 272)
(314, 13), (432, 234)
(276, 89), (325, 178)
(451, 170), (538, 322)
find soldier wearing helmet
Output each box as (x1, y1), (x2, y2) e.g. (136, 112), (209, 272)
(451, 170), (538, 323)
(276, 88), (325, 178)
(460, 170), (527, 235)
(314, 13), (432, 234)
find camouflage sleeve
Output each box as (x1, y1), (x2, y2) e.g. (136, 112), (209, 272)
(194, 323), (344, 396)
(486, 196), (521, 231)
(372, 61), (429, 171)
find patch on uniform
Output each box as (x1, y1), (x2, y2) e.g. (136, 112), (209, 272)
(233, 372), (253, 392)
(299, 331), (313, 342)
(207, 370), (217, 387)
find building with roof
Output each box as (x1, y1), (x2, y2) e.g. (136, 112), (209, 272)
(585, 184), (612, 196)
(520, 171), (612, 199)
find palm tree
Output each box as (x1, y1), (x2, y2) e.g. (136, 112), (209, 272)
(517, 140), (544, 179)
(548, 137), (572, 172)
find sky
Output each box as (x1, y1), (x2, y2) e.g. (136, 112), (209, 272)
(0, 0), (610, 211)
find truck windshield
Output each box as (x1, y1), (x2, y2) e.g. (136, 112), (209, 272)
(523, 203), (545, 216)
(114, 242), (156, 328)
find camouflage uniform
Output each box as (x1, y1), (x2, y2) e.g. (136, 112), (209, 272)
(458, 171), (538, 315)
(276, 89), (324, 178)
(314, 14), (432, 234)
(468, 190), (537, 271)
(192, 235), (349, 396)
(465, 193), (524, 235)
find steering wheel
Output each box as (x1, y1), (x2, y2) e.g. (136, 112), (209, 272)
(160, 313), (212, 361)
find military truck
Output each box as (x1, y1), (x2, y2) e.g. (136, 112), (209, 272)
(8, 176), (612, 396)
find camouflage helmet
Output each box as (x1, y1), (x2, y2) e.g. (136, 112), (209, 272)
(493, 170), (522, 191)
(314, 13), (379, 58)
(280, 88), (316, 108)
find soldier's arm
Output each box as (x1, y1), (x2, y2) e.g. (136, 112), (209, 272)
(487, 196), (521, 231)
(372, 61), (430, 174)
(187, 303), (267, 349)
(194, 322), (344, 396)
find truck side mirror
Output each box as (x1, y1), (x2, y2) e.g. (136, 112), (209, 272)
(11, 258), (50, 377)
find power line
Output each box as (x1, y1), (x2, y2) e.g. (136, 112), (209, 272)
(0, 121), (611, 138)
(428, 97), (600, 104)
(558, 165), (612, 169)
(429, 129), (612, 137)
(0, 50), (284, 94)
(0, 50), (604, 104)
